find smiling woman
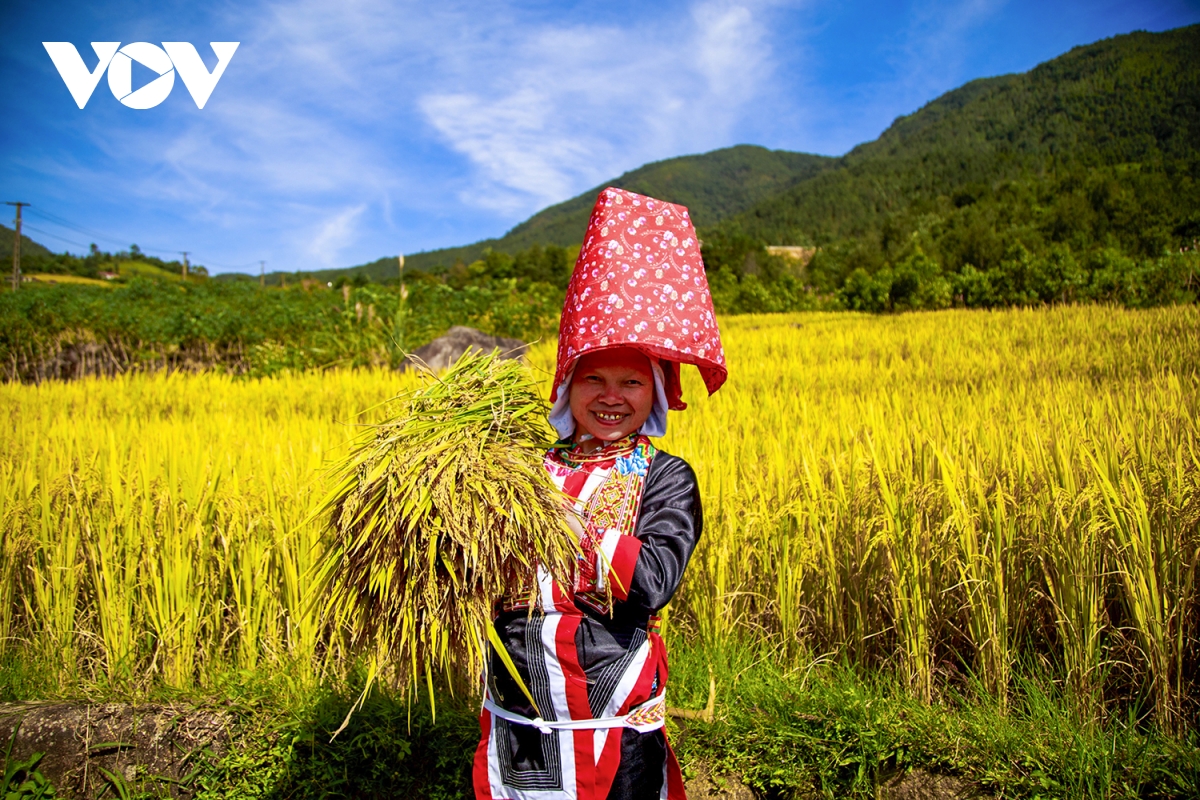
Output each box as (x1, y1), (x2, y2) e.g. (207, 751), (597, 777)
(567, 349), (657, 448)
(475, 188), (727, 800)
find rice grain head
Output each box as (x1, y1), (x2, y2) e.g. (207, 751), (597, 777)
(314, 349), (578, 715)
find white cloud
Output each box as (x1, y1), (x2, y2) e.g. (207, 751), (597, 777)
(19, 0), (791, 270)
(309, 204), (367, 266)
(419, 88), (600, 213)
(417, 0), (778, 217)
(692, 1), (772, 98)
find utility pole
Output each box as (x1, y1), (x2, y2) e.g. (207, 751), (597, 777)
(400, 253), (410, 307)
(6, 202), (30, 291)
(259, 260), (266, 288)
(180, 251), (189, 279)
(393, 253), (407, 360)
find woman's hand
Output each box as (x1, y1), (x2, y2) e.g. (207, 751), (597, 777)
(563, 507), (586, 542)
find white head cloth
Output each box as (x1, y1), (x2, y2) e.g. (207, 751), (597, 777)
(549, 359), (669, 440)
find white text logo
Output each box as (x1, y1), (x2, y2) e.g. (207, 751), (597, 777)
(43, 42), (240, 109)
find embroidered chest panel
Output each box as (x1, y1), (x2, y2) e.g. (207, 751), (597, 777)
(545, 436), (656, 611)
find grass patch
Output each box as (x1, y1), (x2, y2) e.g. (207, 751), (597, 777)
(668, 638), (1200, 799)
(194, 672), (478, 800)
(4, 639), (1197, 798)
(25, 273), (115, 287)
(115, 260), (188, 281)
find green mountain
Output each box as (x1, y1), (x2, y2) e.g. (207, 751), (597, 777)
(701, 24), (1200, 309)
(735, 25), (1199, 244)
(493, 145), (833, 251)
(283, 145), (833, 283)
(0, 224), (54, 264)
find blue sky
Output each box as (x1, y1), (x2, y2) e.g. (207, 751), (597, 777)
(3, 0), (1198, 275)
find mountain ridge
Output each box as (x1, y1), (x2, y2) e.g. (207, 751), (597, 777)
(276, 145), (834, 283)
(724, 25), (1200, 249)
(318, 24), (1200, 287)
(0, 225), (54, 264)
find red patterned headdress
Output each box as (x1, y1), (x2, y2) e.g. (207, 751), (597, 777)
(551, 187), (727, 410)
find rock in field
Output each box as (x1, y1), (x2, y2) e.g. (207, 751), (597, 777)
(401, 326), (528, 372)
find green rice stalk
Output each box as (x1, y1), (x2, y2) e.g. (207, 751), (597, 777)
(314, 349), (578, 722)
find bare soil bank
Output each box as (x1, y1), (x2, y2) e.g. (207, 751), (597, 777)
(0, 702), (231, 798)
(1, 702), (988, 799)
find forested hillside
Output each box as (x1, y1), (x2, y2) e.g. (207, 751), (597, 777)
(291, 145), (833, 282)
(0, 224), (53, 263)
(701, 25), (1200, 311)
(497, 146), (833, 251)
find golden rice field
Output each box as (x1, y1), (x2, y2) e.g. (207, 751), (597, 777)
(2, 306), (1198, 735)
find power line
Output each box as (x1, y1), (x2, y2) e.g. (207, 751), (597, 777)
(26, 207), (120, 241)
(25, 207), (176, 255)
(23, 222), (181, 261)
(20, 224), (93, 250)
(21, 206), (265, 273)
(22, 223), (261, 273)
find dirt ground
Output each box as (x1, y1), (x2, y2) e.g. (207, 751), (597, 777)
(1, 702), (987, 799)
(684, 766), (759, 799)
(683, 766), (986, 800)
(877, 768), (989, 799)
(0, 702), (232, 798)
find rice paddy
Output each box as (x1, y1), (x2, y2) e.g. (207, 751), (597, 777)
(2, 305), (1198, 742)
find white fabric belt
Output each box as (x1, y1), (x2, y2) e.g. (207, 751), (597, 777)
(483, 692), (666, 735)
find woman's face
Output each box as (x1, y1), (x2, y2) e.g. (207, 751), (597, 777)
(568, 348), (655, 444)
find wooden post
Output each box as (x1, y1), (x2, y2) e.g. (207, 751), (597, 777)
(398, 253), (407, 303)
(180, 251), (189, 279)
(394, 254), (407, 359)
(6, 202), (30, 291)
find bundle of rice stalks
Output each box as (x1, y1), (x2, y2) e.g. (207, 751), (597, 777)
(314, 348), (577, 722)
